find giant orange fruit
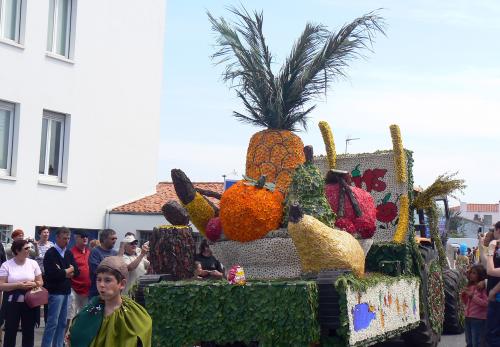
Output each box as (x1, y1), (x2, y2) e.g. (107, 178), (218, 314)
(220, 180), (284, 242)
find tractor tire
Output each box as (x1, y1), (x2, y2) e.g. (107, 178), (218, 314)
(442, 268), (465, 334)
(402, 245), (441, 347)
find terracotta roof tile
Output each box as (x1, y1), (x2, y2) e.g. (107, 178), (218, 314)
(466, 204), (499, 213)
(111, 182), (224, 214)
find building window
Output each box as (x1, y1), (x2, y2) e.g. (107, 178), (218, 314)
(0, 0), (22, 43)
(47, 0), (73, 58)
(39, 111), (67, 182)
(483, 214), (493, 226)
(0, 224), (12, 244)
(0, 100), (15, 176)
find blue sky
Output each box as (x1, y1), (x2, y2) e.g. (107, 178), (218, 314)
(158, 0), (500, 205)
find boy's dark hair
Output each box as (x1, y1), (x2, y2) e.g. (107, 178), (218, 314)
(495, 221), (500, 231)
(37, 225), (49, 236)
(96, 265), (124, 282)
(469, 264), (487, 284)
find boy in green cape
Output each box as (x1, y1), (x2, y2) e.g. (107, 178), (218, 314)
(69, 256), (152, 347)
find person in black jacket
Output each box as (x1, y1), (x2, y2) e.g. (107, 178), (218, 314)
(41, 227), (79, 347)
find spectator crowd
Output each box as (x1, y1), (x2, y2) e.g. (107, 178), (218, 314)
(455, 221), (500, 347)
(5, 221), (500, 347)
(0, 226), (156, 347)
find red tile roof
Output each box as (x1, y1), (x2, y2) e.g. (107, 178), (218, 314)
(466, 204), (499, 213)
(111, 182), (224, 214)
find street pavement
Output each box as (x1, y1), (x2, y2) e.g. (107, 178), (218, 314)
(11, 325), (465, 346)
(13, 325), (44, 347)
(16, 330), (465, 347)
(374, 333), (466, 347)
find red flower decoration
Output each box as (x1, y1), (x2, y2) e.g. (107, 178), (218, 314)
(354, 218), (376, 239)
(326, 184), (377, 238)
(376, 202), (398, 223)
(205, 217), (223, 241)
(335, 218), (355, 234)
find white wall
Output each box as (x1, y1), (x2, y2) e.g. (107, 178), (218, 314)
(108, 213), (166, 244)
(458, 203), (500, 227)
(108, 212), (203, 250)
(0, 0), (166, 236)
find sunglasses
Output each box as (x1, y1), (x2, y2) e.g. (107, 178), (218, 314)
(129, 241), (139, 246)
(23, 246), (30, 251)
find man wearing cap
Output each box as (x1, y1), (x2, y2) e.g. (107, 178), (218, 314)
(120, 232), (150, 295)
(69, 256), (152, 347)
(69, 230), (91, 317)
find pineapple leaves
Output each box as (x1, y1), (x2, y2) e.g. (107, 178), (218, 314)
(208, 6), (386, 131)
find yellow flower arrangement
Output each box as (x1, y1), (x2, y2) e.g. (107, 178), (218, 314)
(392, 195), (409, 243)
(319, 121), (336, 169)
(389, 124), (407, 183)
(183, 192), (215, 236)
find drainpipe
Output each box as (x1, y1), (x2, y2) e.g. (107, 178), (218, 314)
(105, 209), (111, 229)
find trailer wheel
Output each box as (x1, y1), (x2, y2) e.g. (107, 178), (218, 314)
(442, 268), (465, 334)
(402, 245), (442, 347)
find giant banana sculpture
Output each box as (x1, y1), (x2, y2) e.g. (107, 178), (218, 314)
(287, 202), (365, 277)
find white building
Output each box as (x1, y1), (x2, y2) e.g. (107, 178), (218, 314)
(108, 182), (224, 244)
(0, 0), (166, 241)
(450, 202), (500, 229)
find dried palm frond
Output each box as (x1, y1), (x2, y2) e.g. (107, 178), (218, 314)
(412, 173), (466, 210)
(208, 6), (385, 131)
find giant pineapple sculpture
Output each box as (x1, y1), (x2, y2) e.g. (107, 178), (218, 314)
(208, 7), (385, 194)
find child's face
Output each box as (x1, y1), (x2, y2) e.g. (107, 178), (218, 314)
(96, 272), (126, 300)
(469, 270), (479, 282)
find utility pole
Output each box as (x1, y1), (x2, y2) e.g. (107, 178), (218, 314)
(345, 136), (360, 154)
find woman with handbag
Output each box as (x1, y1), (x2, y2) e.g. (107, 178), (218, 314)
(0, 239), (44, 347)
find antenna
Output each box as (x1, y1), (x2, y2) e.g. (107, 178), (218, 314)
(345, 136), (360, 154)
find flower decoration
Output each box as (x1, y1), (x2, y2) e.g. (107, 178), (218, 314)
(183, 192), (215, 237)
(389, 124), (407, 183)
(245, 130), (305, 193)
(338, 274), (420, 345)
(392, 195), (409, 243)
(326, 183), (377, 239)
(220, 180), (284, 242)
(428, 260), (445, 335)
(376, 193), (398, 223)
(315, 150), (413, 242)
(205, 217), (223, 242)
(335, 217), (356, 234)
(227, 265), (246, 285)
(319, 121), (336, 169)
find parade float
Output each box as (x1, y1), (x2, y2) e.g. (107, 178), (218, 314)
(143, 7), (466, 347)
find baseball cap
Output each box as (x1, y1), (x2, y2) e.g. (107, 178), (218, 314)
(98, 256), (128, 279)
(123, 235), (137, 243)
